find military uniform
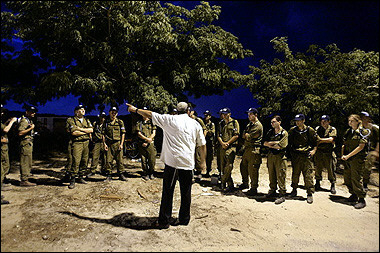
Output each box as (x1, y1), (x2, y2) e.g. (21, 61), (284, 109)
(65, 118), (73, 172)
(89, 118), (106, 174)
(66, 116), (93, 179)
(194, 116), (207, 173)
(203, 117), (215, 175)
(343, 127), (370, 199)
(218, 116), (240, 189)
(1, 122), (10, 189)
(315, 125), (337, 184)
(288, 125), (318, 195)
(18, 115), (36, 182)
(134, 118), (157, 178)
(240, 119), (263, 191)
(264, 128), (288, 196)
(102, 116), (126, 176)
(363, 124), (379, 186)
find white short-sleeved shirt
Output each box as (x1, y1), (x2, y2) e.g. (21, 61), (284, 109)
(152, 112), (206, 170)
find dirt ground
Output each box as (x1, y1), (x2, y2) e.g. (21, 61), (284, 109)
(1, 152), (379, 252)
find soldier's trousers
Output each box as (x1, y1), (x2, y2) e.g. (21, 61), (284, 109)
(267, 153), (287, 196)
(66, 139), (73, 170)
(1, 144), (10, 188)
(220, 147), (236, 188)
(363, 152), (377, 185)
(138, 143), (156, 175)
(344, 157), (366, 198)
(69, 140), (90, 178)
(206, 142), (214, 174)
(314, 150), (336, 183)
(104, 141), (124, 175)
(290, 152), (315, 195)
(90, 141), (105, 173)
(240, 147), (262, 189)
(194, 146), (203, 173)
(20, 140), (33, 181)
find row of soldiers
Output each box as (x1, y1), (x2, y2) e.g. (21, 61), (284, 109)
(198, 107), (378, 209)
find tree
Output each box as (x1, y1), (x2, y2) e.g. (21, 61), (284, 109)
(1, 1), (252, 113)
(246, 36), (379, 131)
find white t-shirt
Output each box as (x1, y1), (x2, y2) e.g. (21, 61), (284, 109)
(152, 112), (206, 170)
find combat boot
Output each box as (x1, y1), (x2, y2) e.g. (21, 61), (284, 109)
(314, 180), (321, 191)
(307, 194), (313, 204)
(274, 196), (285, 205)
(354, 198), (366, 209)
(330, 183), (336, 194)
(68, 178), (76, 189)
(290, 188), (297, 197)
(347, 194), (358, 203)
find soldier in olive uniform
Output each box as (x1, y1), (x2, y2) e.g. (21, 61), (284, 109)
(360, 111), (379, 191)
(102, 106), (127, 182)
(217, 108), (240, 193)
(288, 114), (318, 204)
(263, 115), (288, 204)
(341, 114), (370, 209)
(134, 107), (157, 180)
(203, 110), (215, 177)
(18, 105), (38, 187)
(88, 111), (107, 178)
(1, 105), (17, 204)
(240, 108), (263, 196)
(189, 108), (207, 181)
(66, 105), (93, 189)
(315, 115), (337, 194)
(215, 109), (224, 177)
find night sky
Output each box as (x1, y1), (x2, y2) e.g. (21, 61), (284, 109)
(3, 1), (379, 119)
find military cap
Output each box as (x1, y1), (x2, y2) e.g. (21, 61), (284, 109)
(109, 106), (119, 112)
(294, 113), (305, 121)
(204, 110), (212, 116)
(26, 105), (38, 112)
(246, 108), (258, 114)
(321, 115), (330, 121)
(74, 104), (85, 111)
(220, 108), (231, 114)
(98, 111), (107, 117)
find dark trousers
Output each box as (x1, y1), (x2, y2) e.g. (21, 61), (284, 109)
(158, 165), (193, 225)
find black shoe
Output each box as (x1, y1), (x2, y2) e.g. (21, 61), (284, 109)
(330, 183), (336, 194)
(363, 183), (369, 192)
(78, 177), (87, 184)
(104, 175), (112, 182)
(68, 179), (75, 189)
(119, 173), (128, 181)
(245, 188), (258, 196)
(170, 218), (189, 226)
(307, 194), (313, 204)
(354, 198), (366, 209)
(266, 191), (277, 198)
(290, 188), (297, 197)
(274, 197), (285, 205)
(347, 194), (358, 203)
(60, 173), (71, 184)
(238, 184), (249, 190)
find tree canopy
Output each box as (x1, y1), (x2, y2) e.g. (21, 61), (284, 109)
(246, 37), (379, 129)
(1, 1), (252, 113)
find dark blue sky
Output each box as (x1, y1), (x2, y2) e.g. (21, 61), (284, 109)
(3, 1), (379, 119)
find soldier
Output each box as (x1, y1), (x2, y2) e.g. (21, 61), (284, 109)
(134, 107), (157, 180)
(203, 110), (215, 177)
(341, 114), (370, 209)
(217, 108), (240, 193)
(102, 106), (127, 182)
(314, 115), (337, 194)
(1, 105), (17, 204)
(189, 108), (207, 181)
(360, 111), (379, 191)
(263, 115), (288, 204)
(288, 114), (318, 204)
(66, 104), (93, 189)
(240, 108), (263, 196)
(215, 109), (224, 178)
(87, 111), (107, 179)
(18, 105), (38, 187)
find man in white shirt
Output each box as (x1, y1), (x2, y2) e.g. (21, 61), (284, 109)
(126, 102), (206, 229)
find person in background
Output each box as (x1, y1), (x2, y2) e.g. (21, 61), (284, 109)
(203, 110), (215, 178)
(263, 115), (288, 204)
(288, 114), (318, 204)
(341, 114), (370, 209)
(126, 102), (206, 229)
(314, 115), (337, 194)
(359, 111), (379, 191)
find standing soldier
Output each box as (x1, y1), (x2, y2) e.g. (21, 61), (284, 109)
(18, 105), (38, 187)
(240, 108), (263, 196)
(87, 111), (107, 179)
(189, 108), (207, 181)
(215, 109), (224, 179)
(263, 115), (288, 204)
(341, 114), (370, 209)
(315, 115), (337, 194)
(134, 107), (157, 181)
(203, 110), (215, 177)
(217, 108), (240, 193)
(288, 114), (318, 204)
(102, 106), (127, 182)
(66, 104), (93, 189)
(1, 105), (17, 204)
(360, 111), (379, 191)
